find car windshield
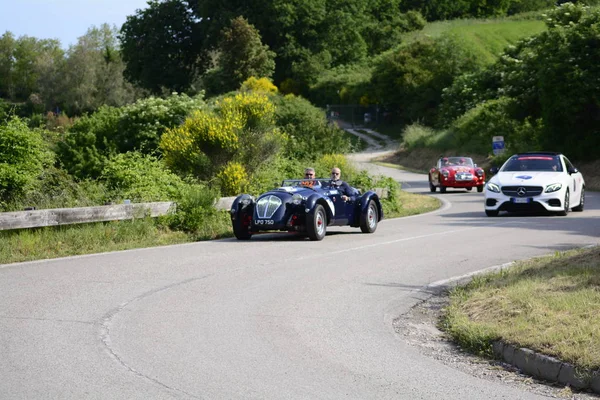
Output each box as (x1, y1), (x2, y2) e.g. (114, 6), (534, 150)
(441, 157), (474, 167)
(281, 179), (331, 188)
(501, 156), (563, 172)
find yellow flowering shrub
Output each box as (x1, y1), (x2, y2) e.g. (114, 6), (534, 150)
(240, 77), (278, 94)
(217, 162), (248, 196)
(218, 92), (275, 130)
(160, 92), (284, 191)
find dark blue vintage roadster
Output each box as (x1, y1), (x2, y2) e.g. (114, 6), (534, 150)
(230, 179), (383, 241)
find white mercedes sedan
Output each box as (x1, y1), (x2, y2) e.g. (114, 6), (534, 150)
(484, 152), (585, 217)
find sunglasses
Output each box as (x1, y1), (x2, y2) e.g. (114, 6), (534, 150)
(331, 172), (340, 176)
(305, 173), (314, 177)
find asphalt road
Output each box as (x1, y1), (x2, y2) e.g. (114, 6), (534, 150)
(1, 153), (599, 399)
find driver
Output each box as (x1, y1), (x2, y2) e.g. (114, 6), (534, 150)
(301, 167), (318, 187)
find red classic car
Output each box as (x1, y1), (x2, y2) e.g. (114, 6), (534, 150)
(429, 156), (485, 193)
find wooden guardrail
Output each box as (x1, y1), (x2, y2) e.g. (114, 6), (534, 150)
(0, 202), (176, 231)
(0, 190), (388, 231)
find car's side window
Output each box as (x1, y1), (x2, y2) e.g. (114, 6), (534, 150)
(563, 156), (577, 192)
(564, 157), (575, 172)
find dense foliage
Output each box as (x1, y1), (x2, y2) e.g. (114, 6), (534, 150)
(203, 17), (276, 96)
(101, 152), (186, 202)
(0, 117), (53, 205)
(441, 3), (600, 160)
(120, 0), (425, 95)
(58, 93), (206, 179)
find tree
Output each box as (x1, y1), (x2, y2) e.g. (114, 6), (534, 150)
(204, 17), (276, 95)
(62, 24), (134, 114)
(0, 32), (17, 99)
(119, 0), (207, 94)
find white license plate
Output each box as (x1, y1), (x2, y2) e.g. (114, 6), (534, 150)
(512, 198), (530, 204)
(254, 219), (275, 225)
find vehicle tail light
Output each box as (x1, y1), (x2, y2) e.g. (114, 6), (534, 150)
(243, 214), (252, 227)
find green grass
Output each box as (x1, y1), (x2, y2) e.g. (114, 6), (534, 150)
(388, 190), (440, 218)
(441, 246), (600, 371)
(0, 212), (233, 265)
(402, 18), (547, 66)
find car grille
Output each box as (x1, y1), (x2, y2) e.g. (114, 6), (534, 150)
(501, 186), (543, 197)
(256, 195), (282, 218)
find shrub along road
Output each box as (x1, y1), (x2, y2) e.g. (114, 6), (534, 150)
(1, 153), (599, 399)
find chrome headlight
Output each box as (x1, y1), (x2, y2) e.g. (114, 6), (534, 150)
(441, 169), (449, 177)
(291, 194), (305, 205)
(545, 183), (562, 193)
(486, 182), (501, 193)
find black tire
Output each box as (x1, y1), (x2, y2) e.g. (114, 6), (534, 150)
(439, 185), (447, 193)
(232, 211), (252, 240)
(466, 187), (473, 191)
(429, 180), (436, 193)
(572, 187), (585, 212)
(306, 204), (327, 241)
(485, 210), (499, 217)
(477, 185), (484, 193)
(557, 189), (570, 216)
(360, 200), (378, 233)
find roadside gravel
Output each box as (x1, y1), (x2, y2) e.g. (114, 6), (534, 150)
(394, 293), (599, 399)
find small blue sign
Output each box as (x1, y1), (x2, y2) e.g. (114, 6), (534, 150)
(492, 136), (505, 155)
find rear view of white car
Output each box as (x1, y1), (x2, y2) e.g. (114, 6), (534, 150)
(484, 152), (585, 217)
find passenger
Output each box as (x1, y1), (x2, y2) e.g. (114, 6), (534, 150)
(330, 167), (356, 202)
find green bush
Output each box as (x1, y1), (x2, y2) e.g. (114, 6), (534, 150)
(166, 184), (220, 233)
(273, 94), (351, 161)
(0, 117), (53, 207)
(57, 93), (206, 179)
(101, 152), (186, 202)
(450, 97), (521, 154)
(12, 166), (109, 211)
(401, 123), (453, 151)
(371, 35), (482, 126)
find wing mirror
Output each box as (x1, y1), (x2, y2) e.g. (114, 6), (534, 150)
(568, 167), (579, 174)
(489, 167), (499, 175)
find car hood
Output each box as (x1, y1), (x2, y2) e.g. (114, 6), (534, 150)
(492, 171), (560, 186)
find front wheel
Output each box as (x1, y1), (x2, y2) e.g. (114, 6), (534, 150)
(307, 204), (327, 241)
(572, 187), (585, 212)
(485, 210), (499, 217)
(429, 180), (436, 193)
(477, 185), (484, 193)
(557, 189), (570, 216)
(360, 200), (378, 233)
(466, 187), (472, 191)
(232, 211), (252, 240)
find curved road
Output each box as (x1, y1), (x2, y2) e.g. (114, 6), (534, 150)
(1, 153), (599, 399)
